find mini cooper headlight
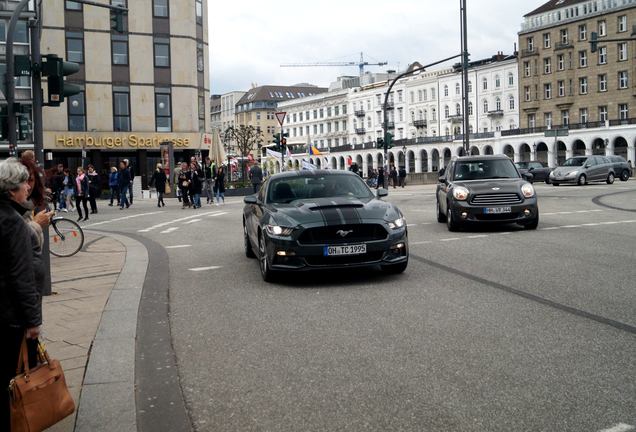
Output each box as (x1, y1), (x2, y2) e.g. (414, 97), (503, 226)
(452, 186), (469, 201)
(387, 217), (406, 229)
(265, 225), (295, 236)
(521, 183), (535, 198)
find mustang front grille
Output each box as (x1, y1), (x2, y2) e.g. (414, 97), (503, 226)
(305, 251), (385, 266)
(470, 193), (522, 206)
(298, 224), (388, 245)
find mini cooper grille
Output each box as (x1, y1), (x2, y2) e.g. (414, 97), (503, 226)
(470, 193), (522, 206)
(298, 224), (388, 245)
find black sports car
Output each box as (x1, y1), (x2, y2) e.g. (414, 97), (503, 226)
(243, 170), (409, 282)
(436, 155), (539, 231)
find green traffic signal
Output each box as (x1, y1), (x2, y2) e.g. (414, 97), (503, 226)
(376, 138), (384, 149)
(590, 31), (598, 53)
(42, 54), (81, 106)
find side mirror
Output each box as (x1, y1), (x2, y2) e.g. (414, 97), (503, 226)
(528, 167), (535, 171)
(438, 168), (446, 177)
(244, 195), (258, 204)
(377, 188), (389, 198)
(521, 172), (534, 181)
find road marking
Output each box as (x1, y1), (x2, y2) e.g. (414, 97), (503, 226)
(539, 227), (560, 230)
(407, 224), (417, 227)
(410, 241), (432, 245)
(184, 219), (202, 224)
(598, 423), (635, 432)
(165, 244), (191, 249)
(160, 227), (179, 234)
(440, 237), (460, 242)
(84, 211), (164, 228)
(206, 212), (228, 217)
(421, 222), (433, 225)
(189, 266), (222, 272)
(467, 235), (488, 239)
(562, 225), (582, 228)
(138, 211), (220, 232)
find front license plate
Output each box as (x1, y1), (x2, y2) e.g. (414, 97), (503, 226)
(324, 244), (367, 256)
(483, 207), (512, 214)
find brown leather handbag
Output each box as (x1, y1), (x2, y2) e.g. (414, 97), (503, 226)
(9, 337), (75, 432)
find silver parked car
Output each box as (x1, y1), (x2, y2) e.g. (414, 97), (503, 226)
(550, 156), (615, 186)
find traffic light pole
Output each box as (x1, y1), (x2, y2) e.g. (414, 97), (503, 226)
(30, 17), (44, 167)
(5, 0), (32, 154)
(460, 0), (470, 155)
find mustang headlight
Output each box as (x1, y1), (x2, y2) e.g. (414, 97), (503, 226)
(387, 217), (406, 230)
(521, 183), (535, 198)
(452, 186), (469, 201)
(265, 225), (295, 236)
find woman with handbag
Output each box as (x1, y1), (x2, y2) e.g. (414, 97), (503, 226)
(0, 158), (44, 431)
(152, 163), (167, 208)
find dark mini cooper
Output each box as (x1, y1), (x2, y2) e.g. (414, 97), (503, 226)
(243, 170), (408, 282)
(436, 155), (539, 231)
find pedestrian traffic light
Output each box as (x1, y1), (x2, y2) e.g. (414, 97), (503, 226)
(385, 132), (394, 149)
(590, 31), (598, 53)
(41, 54), (81, 107)
(376, 138), (384, 149)
(110, 9), (125, 33)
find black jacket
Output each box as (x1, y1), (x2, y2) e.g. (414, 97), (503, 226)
(152, 170), (167, 194)
(118, 168), (131, 189)
(0, 196), (42, 328)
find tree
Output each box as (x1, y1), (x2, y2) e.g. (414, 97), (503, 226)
(223, 125), (263, 185)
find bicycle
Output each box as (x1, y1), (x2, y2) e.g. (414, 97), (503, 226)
(48, 216), (85, 257)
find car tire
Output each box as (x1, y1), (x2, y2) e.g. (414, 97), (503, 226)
(545, 177), (551, 184)
(244, 220), (256, 258)
(436, 200), (447, 223)
(577, 174), (587, 186)
(446, 207), (461, 232)
(258, 230), (276, 282)
(552, 182), (559, 186)
(522, 216), (539, 230)
(381, 259), (408, 274)
(606, 172), (615, 184)
(620, 169), (630, 181)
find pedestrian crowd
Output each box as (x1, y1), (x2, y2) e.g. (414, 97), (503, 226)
(171, 156), (226, 209)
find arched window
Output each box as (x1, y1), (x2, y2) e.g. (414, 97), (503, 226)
(509, 120), (516, 129)
(482, 77), (488, 90)
(455, 103), (461, 115)
(495, 75), (501, 88)
(455, 83), (461, 95)
(444, 105), (449, 118)
(508, 95), (515, 110)
(483, 99), (489, 113)
(444, 85), (449, 97)
(468, 102), (473, 115)
(419, 109), (424, 120)
(367, 117), (371, 128)
(495, 97), (501, 111)
(508, 72), (514, 86)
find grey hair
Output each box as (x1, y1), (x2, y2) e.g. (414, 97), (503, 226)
(0, 158), (29, 194)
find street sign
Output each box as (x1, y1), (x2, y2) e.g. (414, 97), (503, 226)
(14, 55), (31, 77)
(544, 128), (569, 137)
(275, 111), (287, 126)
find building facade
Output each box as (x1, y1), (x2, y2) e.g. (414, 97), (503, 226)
(519, 0), (636, 134)
(41, 0), (211, 188)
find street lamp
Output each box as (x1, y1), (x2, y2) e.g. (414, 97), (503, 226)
(532, 142), (537, 161)
(401, 145), (407, 169)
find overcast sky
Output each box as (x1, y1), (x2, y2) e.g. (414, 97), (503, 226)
(209, 0), (545, 95)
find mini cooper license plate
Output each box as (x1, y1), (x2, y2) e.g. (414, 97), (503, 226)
(483, 207), (512, 214)
(324, 244), (367, 256)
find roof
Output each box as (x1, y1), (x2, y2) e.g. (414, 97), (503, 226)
(524, 0), (585, 17)
(452, 155), (512, 161)
(268, 170), (358, 180)
(236, 85), (328, 107)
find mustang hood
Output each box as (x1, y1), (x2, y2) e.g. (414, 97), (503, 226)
(271, 197), (395, 227)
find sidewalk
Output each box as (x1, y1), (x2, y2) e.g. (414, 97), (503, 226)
(42, 230), (146, 432)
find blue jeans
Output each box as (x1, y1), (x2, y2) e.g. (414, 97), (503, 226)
(119, 190), (129, 208)
(58, 192), (66, 209)
(110, 187), (119, 205)
(193, 193), (201, 208)
(216, 190), (224, 203)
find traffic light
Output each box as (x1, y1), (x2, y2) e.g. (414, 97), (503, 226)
(376, 138), (384, 149)
(110, 9), (125, 33)
(17, 105), (32, 141)
(272, 133), (281, 152)
(590, 31), (598, 53)
(385, 132), (394, 149)
(42, 54), (81, 107)
(281, 132), (289, 146)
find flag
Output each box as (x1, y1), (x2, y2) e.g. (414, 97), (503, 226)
(309, 145), (322, 155)
(266, 148), (282, 160)
(286, 146), (292, 158)
(302, 159), (317, 170)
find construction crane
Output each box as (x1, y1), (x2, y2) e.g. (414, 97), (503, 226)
(280, 52), (388, 77)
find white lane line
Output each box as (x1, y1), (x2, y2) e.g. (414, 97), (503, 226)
(184, 219), (202, 225)
(467, 235), (488, 239)
(165, 244), (191, 249)
(581, 223), (599, 226)
(562, 225), (582, 228)
(410, 241), (432, 245)
(440, 238), (460, 242)
(138, 211), (220, 232)
(189, 266), (222, 272)
(207, 212), (228, 217)
(598, 423), (635, 432)
(421, 222), (433, 225)
(539, 227), (561, 230)
(160, 227), (179, 234)
(406, 224), (417, 227)
(84, 211), (164, 228)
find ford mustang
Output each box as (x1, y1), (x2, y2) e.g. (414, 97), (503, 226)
(243, 170), (408, 282)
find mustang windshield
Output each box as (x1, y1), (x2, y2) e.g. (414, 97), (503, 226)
(268, 174), (374, 204)
(453, 159), (520, 181)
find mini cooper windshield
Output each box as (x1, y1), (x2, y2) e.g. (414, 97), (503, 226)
(267, 174), (375, 204)
(452, 159), (520, 181)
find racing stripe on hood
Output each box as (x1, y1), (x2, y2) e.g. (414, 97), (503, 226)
(338, 203), (362, 225)
(312, 198), (362, 226)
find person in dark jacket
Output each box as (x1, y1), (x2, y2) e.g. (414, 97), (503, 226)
(178, 162), (191, 209)
(117, 160), (131, 209)
(87, 164), (100, 214)
(376, 167), (385, 189)
(189, 161), (203, 208)
(249, 161), (263, 193)
(75, 167), (90, 221)
(152, 163), (167, 208)
(0, 158), (43, 431)
(108, 166), (119, 207)
(203, 157), (214, 204)
(214, 165), (226, 205)
(398, 166), (407, 188)
(389, 165), (398, 189)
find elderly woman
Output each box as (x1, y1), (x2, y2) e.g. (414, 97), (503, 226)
(0, 158), (44, 430)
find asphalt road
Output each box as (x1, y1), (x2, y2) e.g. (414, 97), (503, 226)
(84, 181), (636, 432)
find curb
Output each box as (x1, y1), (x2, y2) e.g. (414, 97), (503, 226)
(74, 231), (148, 432)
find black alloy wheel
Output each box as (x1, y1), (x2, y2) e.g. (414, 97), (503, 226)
(446, 206), (461, 232)
(259, 230), (276, 282)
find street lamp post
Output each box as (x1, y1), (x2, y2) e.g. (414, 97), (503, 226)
(532, 142), (537, 161)
(401, 145), (407, 171)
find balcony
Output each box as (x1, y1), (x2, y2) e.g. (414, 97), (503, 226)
(487, 109), (504, 118)
(555, 41), (573, 50)
(386, 121), (395, 130)
(355, 128), (366, 135)
(354, 110), (365, 117)
(447, 114), (463, 123)
(521, 48), (538, 57)
(413, 119), (427, 128)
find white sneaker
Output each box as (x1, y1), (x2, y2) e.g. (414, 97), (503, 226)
(62, 208), (68, 212)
